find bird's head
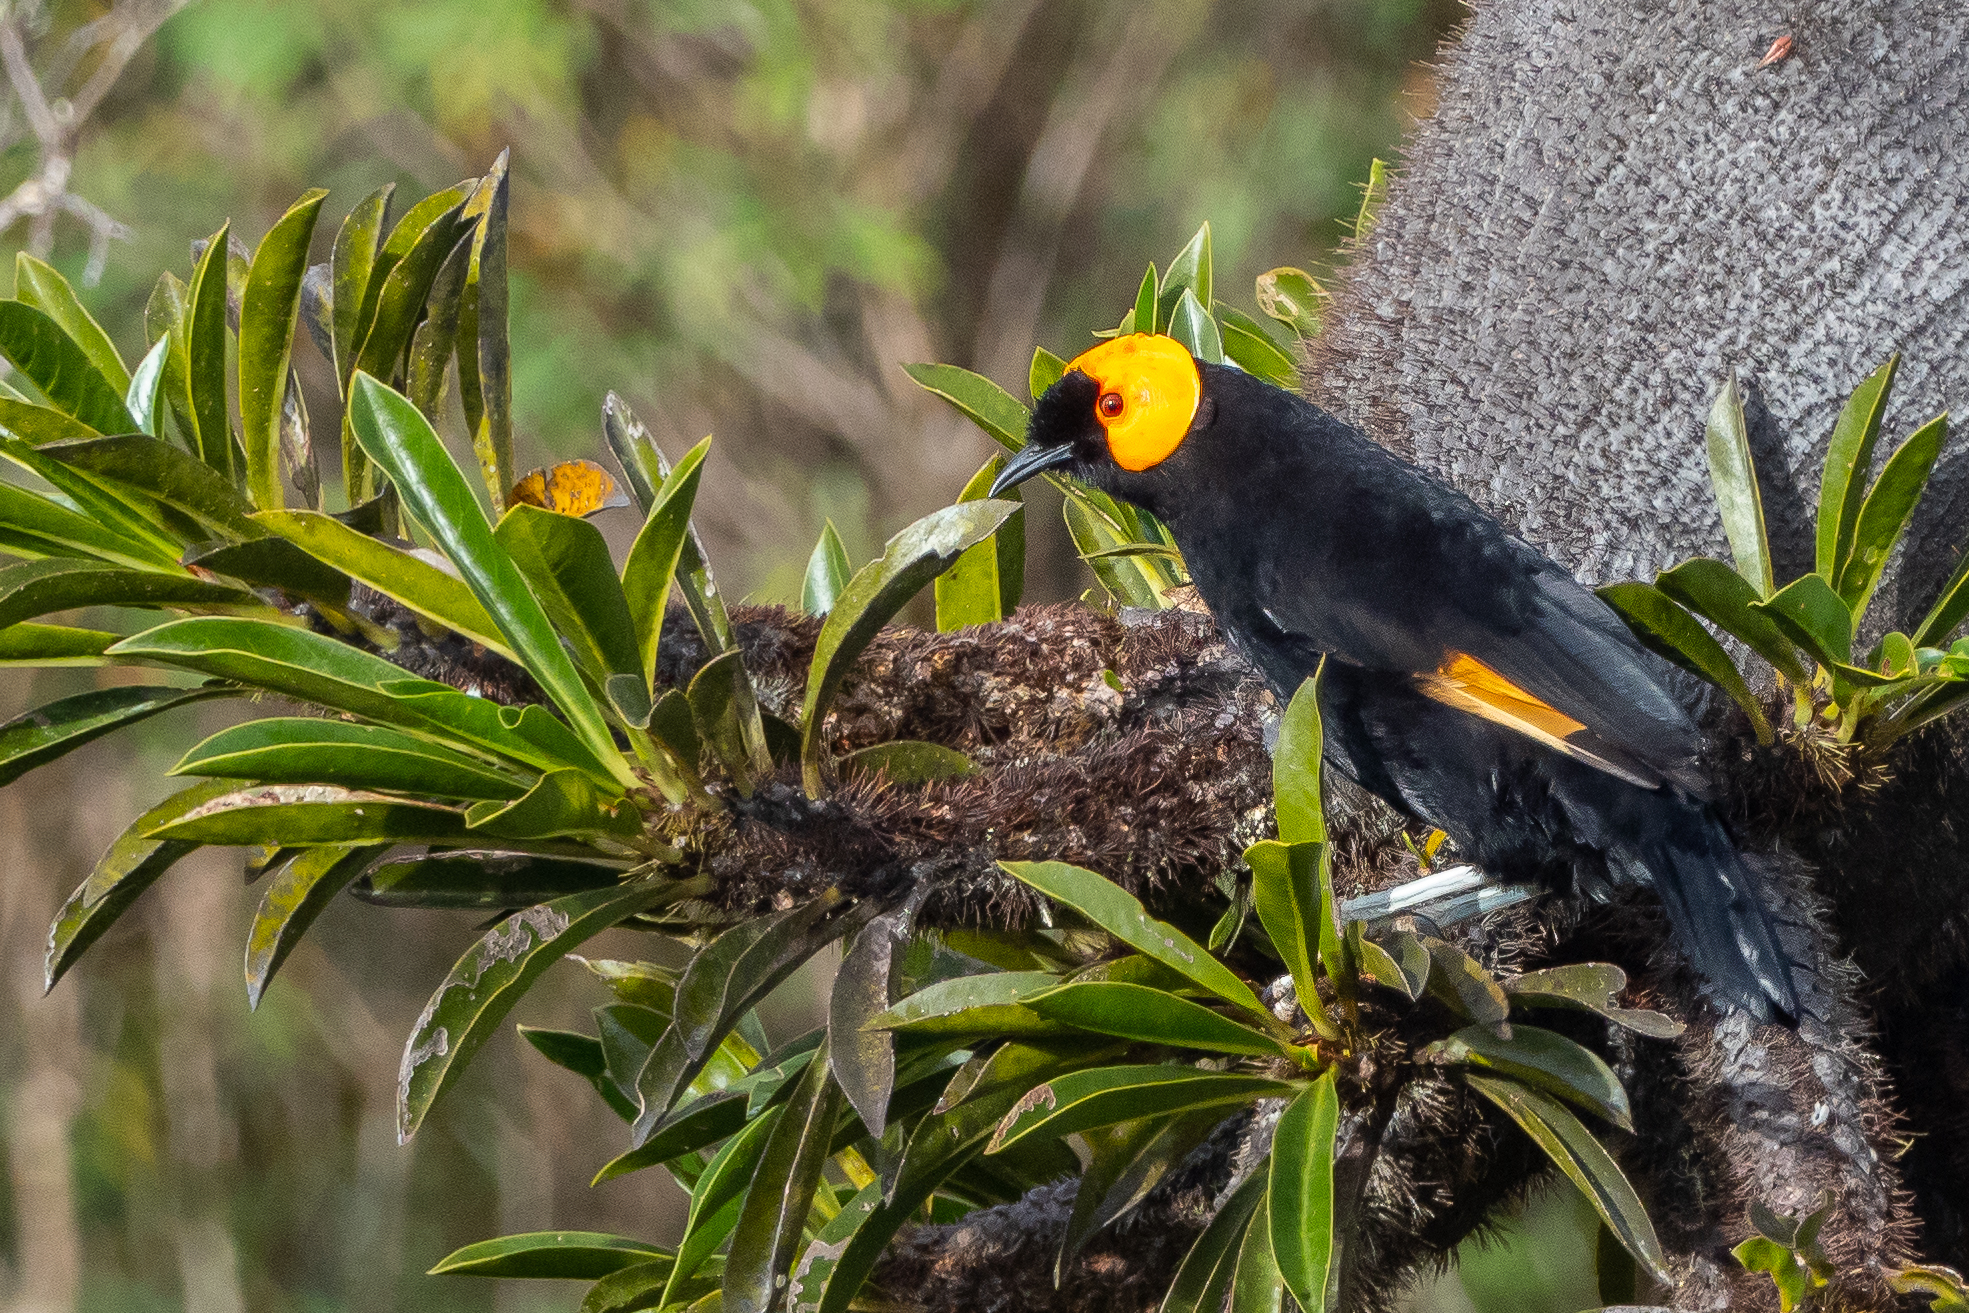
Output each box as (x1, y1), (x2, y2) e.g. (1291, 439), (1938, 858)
(989, 333), (1205, 508)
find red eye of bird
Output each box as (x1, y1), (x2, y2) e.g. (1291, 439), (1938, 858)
(1098, 391), (1125, 419)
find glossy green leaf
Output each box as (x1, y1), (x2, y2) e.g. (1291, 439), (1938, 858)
(868, 970), (1063, 1038)
(183, 536), (350, 608)
(1216, 307), (1298, 386)
(1839, 413), (1948, 616)
(1817, 355), (1899, 580)
(0, 684), (225, 787)
(1436, 1025), (1631, 1130)
(803, 520), (851, 616)
(1163, 224), (1212, 310)
(1064, 494), (1163, 608)
(1246, 839), (1326, 1019)
(464, 768), (642, 844)
(1503, 964), (1686, 1039)
(244, 844), (383, 1009)
(1750, 573), (1854, 669)
(1422, 937), (1509, 1025)
(346, 373), (630, 787)
(0, 481), (177, 568)
(1162, 1169), (1267, 1313)
(352, 203), (470, 388)
(800, 500), (1021, 793)
(0, 434), (182, 567)
(687, 649), (753, 790)
(1057, 1110), (1226, 1277)
(1131, 264), (1160, 336)
(1030, 345), (1068, 401)
(45, 433), (262, 541)
(0, 394), (106, 447)
(580, 1259), (708, 1313)
(357, 851), (627, 910)
(331, 184), (394, 392)
(0, 622), (118, 666)
(240, 189), (328, 511)
(1025, 981), (1287, 1056)
(461, 154), (513, 510)
(519, 1026), (639, 1121)
(143, 269), (194, 438)
(496, 504), (640, 683)
(838, 740), (977, 784)
(185, 223), (234, 478)
(1270, 1072), (1340, 1313)
(723, 1037), (844, 1313)
(1597, 581), (1772, 741)
(1657, 557), (1808, 683)
(1273, 675), (1327, 844)
(1733, 1235), (1818, 1312)
(987, 1064), (1293, 1153)
(936, 454), (1025, 630)
(902, 363), (1030, 452)
(1166, 288), (1224, 365)
(622, 436), (711, 686)
(1917, 544), (1969, 648)
(663, 1106), (784, 1301)
(44, 778), (235, 991)
(0, 559), (258, 631)
(406, 235), (471, 421)
(1464, 1073), (1669, 1285)
(399, 876), (700, 1141)
(0, 299), (134, 436)
(1357, 930), (1429, 1000)
(147, 785), (477, 846)
(173, 717), (528, 799)
(1702, 373), (1774, 597)
(830, 911), (905, 1137)
(431, 1232), (670, 1280)
(254, 510), (510, 656)
(126, 338), (168, 438)
(593, 1092), (751, 1185)
(1229, 1184), (1285, 1313)
(1001, 860), (1267, 1016)
(14, 254), (127, 393)
(1253, 268), (1325, 339)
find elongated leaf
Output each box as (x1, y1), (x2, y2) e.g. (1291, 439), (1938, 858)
(407, 236), (471, 420)
(1917, 546), (1969, 649)
(126, 338), (168, 438)
(254, 510), (510, 655)
(988, 1064), (1293, 1153)
(1229, 1184), (1285, 1313)
(463, 153), (513, 510)
(1253, 268), (1325, 339)
(1025, 981), (1287, 1056)
(352, 203), (470, 387)
(1597, 581), (1771, 740)
(465, 768), (642, 844)
(1464, 1073), (1669, 1284)
(1358, 930), (1429, 1000)
(356, 851), (627, 910)
(593, 1092), (751, 1185)
(0, 434), (181, 567)
(1817, 356), (1899, 580)
(901, 363), (1030, 451)
(1065, 494), (1162, 608)
(431, 1232), (670, 1280)
(1437, 1025), (1631, 1129)
(173, 718), (528, 799)
(399, 877), (700, 1140)
(1702, 372), (1774, 597)
(520, 1026), (639, 1121)
(1217, 307), (1298, 387)
(1133, 264), (1160, 336)
(831, 910), (906, 1137)
(0, 684), (224, 787)
(1839, 413), (1948, 616)
(0, 622), (118, 666)
(1273, 676), (1327, 844)
(803, 521), (852, 616)
(869, 970), (1063, 1038)
(838, 740), (976, 784)
(1058, 1110), (1226, 1275)
(622, 436), (711, 687)
(240, 189), (328, 511)
(347, 374), (629, 787)
(1750, 573), (1854, 669)
(0, 300), (134, 436)
(1422, 937), (1509, 1025)
(0, 482), (177, 568)
(45, 778), (236, 991)
(1270, 1072), (1340, 1313)
(185, 224), (234, 478)
(1163, 224), (1213, 311)
(1657, 557), (1808, 683)
(1030, 345), (1068, 401)
(148, 785), (478, 846)
(14, 254), (127, 392)
(331, 184), (394, 392)
(1246, 839), (1326, 1019)
(184, 536), (350, 608)
(688, 648), (753, 789)
(936, 455), (1025, 630)
(0, 394), (105, 447)
(45, 433), (261, 541)
(0, 559), (258, 631)
(801, 501), (1021, 793)
(143, 269), (194, 439)
(1001, 861), (1266, 1016)
(244, 843), (382, 1009)
(1504, 964), (1686, 1039)
(496, 504), (640, 683)
(1166, 288), (1224, 365)
(723, 1037), (845, 1313)
(1162, 1170), (1267, 1313)
(664, 1107), (784, 1301)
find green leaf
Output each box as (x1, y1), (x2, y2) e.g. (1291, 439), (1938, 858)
(1357, 931), (1429, 1000)
(0, 300), (135, 436)
(664, 1107), (784, 1301)
(185, 224), (235, 479)
(1243, 839), (1326, 1018)
(461, 154), (514, 511)
(1733, 1236), (1816, 1312)
(1064, 495), (1163, 608)
(466, 769), (642, 843)
(14, 254), (127, 393)
(1216, 307), (1298, 387)
(46, 433), (262, 542)
(687, 648), (754, 789)
(495, 504), (641, 683)
(1596, 581), (1771, 740)
(1353, 158), (1391, 237)
(183, 536), (350, 608)
(830, 912), (905, 1137)
(520, 1026), (639, 1121)
(1503, 964), (1686, 1039)
(1163, 224), (1213, 311)
(254, 510), (511, 656)
(1057, 1110), (1227, 1277)
(901, 363), (1030, 452)
(172, 717), (529, 800)
(240, 190), (328, 510)
(803, 520), (852, 616)
(398, 876), (702, 1141)
(146, 785), (478, 846)
(126, 337), (168, 438)
(1001, 860), (1267, 1017)
(1916, 547), (1969, 649)
(346, 373), (630, 788)
(1273, 676), (1327, 844)
(331, 184), (395, 393)
(623, 436), (711, 687)
(1750, 573), (1855, 669)
(1229, 1184), (1285, 1313)
(431, 1232), (670, 1280)
(352, 202), (471, 388)
(869, 970), (1064, 1038)
(244, 844), (383, 1009)
(800, 501), (1021, 794)
(357, 851), (628, 910)
(592, 1093), (751, 1185)
(0, 481), (179, 569)
(0, 559), (258, 630)
(1889, 1265), (1969, 1313)
(142, 269), (194, 440)
(1817, 355), (1899, 580)
(838, 740), (977, 784)
(0, 622), (118, 666)
(1269, 1072), (1340, 1313)
(1435, 1025), (1632, 1129)
(1030, 345), (1068, 401)
(987, 1064), (1293, 1153)
(1166, 288), (1225, 365)
(1422, 937), (1509, 1025)
(0, 435), (181, 567)
(1253, 268), (1325, 339)
(1839, 413), (1948, 616)
(1656, 557), (1808, 683)
(1464, 1073), (1669, 1285)
(1025, 981), (1288, 1056)
(1133, 264), (1160, 337)
(0, 394), (107, 447)
(1162, 1170), (1267, 1313)
(44, 778), (236, 991)
(0, 685), (225, 787)
(1702, 374), (1774, 596)
(723, 1037), (845, 1313)
(936, 455), (1026, 630)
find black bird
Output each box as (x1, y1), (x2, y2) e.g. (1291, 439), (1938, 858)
(992, 332), (1798, 1021)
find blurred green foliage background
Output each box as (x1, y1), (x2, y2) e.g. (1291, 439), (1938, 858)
(0, 2), (1539, 1311)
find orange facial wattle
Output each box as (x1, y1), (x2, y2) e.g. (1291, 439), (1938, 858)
(1067, 333), (1202, 472)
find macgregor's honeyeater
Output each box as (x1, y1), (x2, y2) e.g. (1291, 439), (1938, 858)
(992, 332), (1799, 1021)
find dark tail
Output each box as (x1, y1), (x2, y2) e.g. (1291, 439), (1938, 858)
(1632, 804), (1799, 1022)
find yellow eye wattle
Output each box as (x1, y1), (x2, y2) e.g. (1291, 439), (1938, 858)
(1067, 333), (1201, 471)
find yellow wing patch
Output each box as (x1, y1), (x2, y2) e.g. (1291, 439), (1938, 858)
(509, 459), (632, 518)
(1418, 653), (1659, 789)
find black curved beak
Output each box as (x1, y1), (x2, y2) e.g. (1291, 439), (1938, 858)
(990, 441), (1076, 497)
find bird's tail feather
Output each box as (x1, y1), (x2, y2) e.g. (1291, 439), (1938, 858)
(1639, 815), (1799, 1022)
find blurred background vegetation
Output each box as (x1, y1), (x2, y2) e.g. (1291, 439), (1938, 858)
(0, 1), (1539, 1311)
